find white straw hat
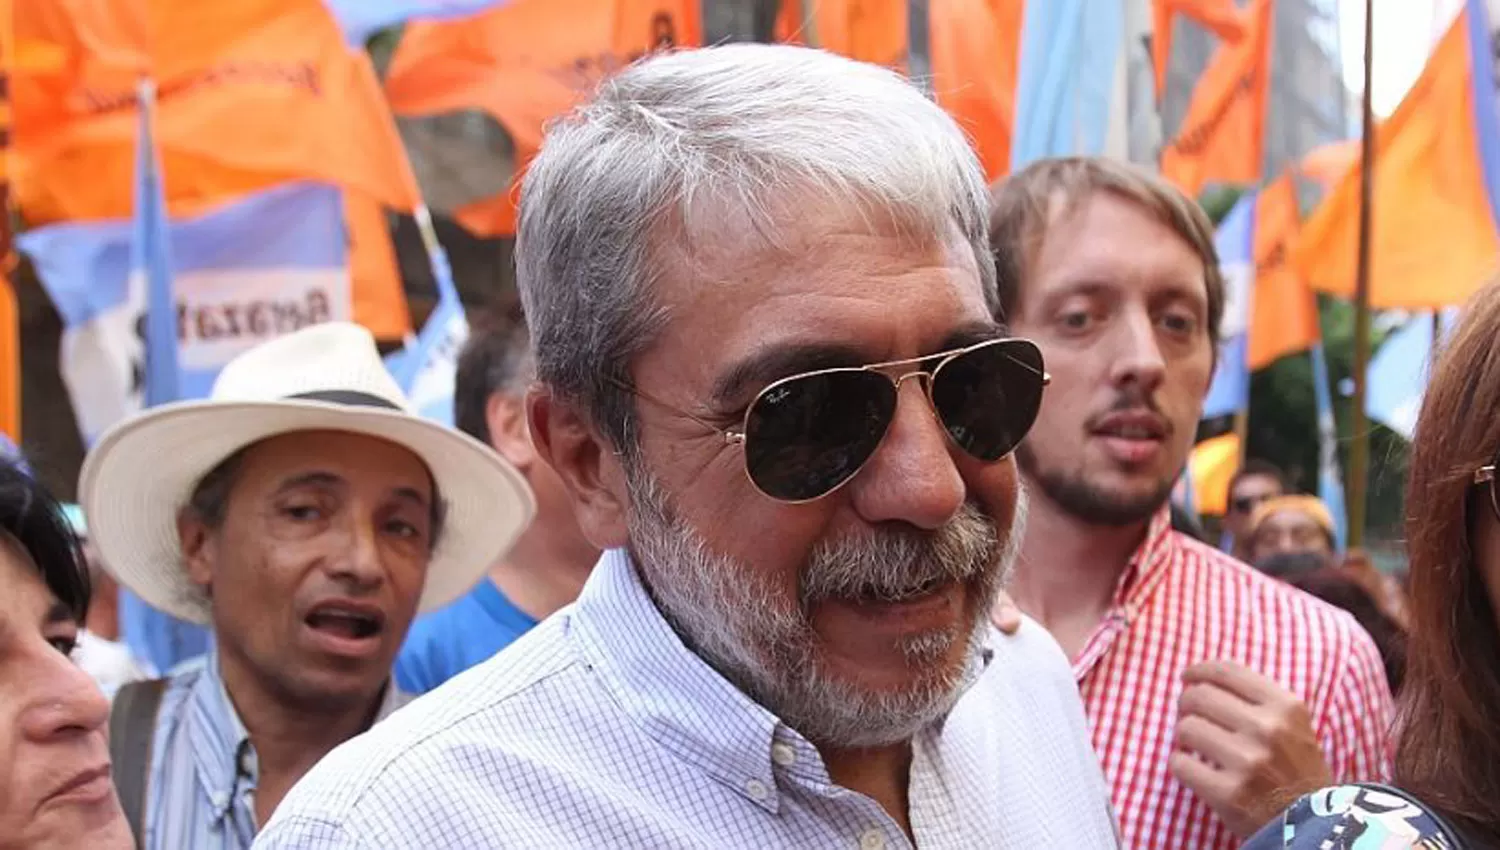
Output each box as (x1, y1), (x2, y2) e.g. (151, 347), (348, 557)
(79, 322), (535, 625)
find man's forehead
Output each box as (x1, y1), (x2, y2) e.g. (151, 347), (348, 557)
(240, 432), (432, 487)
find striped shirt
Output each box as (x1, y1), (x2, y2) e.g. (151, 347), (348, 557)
(255, 549), (1122, 849)
(142, 654), (410, 850)
(1076, 508), (1395, 849)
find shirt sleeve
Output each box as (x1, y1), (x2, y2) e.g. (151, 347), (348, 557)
(1316, 623), (1396, 783)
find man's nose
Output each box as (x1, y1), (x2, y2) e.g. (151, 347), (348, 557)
(20, 645), (111, 744)
(845, 380), (966, 530)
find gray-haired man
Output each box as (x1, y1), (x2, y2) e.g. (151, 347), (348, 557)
(257, 44), (1120, 849)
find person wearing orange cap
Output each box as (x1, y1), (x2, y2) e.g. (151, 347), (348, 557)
(1244, 496), (1337, 564)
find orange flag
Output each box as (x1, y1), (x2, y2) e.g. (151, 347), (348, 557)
(13, 0), (419, 223)
(929, 0), (1023, 181)
(777, 0), (1020, 181)
(1160, 0), (1273, 197)
(385, 0), (701, 237)
(1249, 173), (1319, 369)
(1295, 10), (1500, 309)
(343, 192), (411, 340)
(1299, 139), (1358, 190)
(0, 0), (17, 441)
(1152, 0), (1247, 99)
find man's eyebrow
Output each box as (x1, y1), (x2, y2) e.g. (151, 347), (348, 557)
(45, 601), (75, 626)
(275, 471), (344, 494)
(938, 320), (1008, 352)
(710, 342), (871, 406)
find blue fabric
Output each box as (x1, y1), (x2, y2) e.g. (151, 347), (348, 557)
(383, 227), (467, 427)
(394, 578), (537, 693)
(323, 0), (507, 45)
(144, 654), (409, 850)
(1243, 784), (1463, 849)
(1202, 193), (1257, 419)
(119, 589), (211, 675)
(1466, 0), (1500, 233)
(135, 83), (181, 408)
(1010, 0), (1124, 169)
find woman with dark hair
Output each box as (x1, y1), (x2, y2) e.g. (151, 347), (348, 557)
(0, 459), (130, 848)
(1246, 283), (1500, 847)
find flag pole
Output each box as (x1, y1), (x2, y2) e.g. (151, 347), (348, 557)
(1347, 0), (1376, 549)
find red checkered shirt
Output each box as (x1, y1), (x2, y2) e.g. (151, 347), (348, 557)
(1074, 508), (1394, 850)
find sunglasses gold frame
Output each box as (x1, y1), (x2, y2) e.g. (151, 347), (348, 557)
(610, 337), (1050, 503)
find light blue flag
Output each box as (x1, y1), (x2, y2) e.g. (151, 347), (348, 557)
(1010, 0), (1124, 169)
(1309, 342), (1347, 549)
(1366, 310), (1460, 441)
(324, 0), (508, 44)
(386, 214), (467, 427)
(134, 81), (181, 408)
(19, 182), (350, 445)
(1202, 193), (1257, 419)
(1466, 0), (1500, 230)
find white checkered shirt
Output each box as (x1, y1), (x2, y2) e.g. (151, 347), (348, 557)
(255, 549), (1121, 849)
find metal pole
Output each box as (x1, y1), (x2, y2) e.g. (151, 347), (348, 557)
(1347, 0), (1376, 548)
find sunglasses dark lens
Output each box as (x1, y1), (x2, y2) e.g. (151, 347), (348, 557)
(743, 370), (897, 501)
(930, 340), (1046, 461)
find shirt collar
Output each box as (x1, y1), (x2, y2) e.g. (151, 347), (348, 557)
(185, 653), (410, 823)
(569, 549), (994, 811)
(1109, 505), (1178, 619)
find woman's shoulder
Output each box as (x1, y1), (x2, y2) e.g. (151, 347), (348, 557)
(1243, 784), (1465, 849)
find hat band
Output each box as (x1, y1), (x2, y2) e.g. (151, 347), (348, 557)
(287, 390), (402, 410)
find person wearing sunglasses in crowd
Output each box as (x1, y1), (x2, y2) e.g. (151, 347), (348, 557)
(256, 44), (1119, 849)
(988, 158), (1393, 849)
(1222, 460), (1286, 559)
(0, 459), (132, 849)
(1245, 282), (1500, 848)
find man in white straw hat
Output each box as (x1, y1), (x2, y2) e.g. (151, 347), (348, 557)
(80, 321), (533, 850)
(259, 44), (1118, 849)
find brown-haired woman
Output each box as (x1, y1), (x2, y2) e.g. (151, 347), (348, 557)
(1244, 282), (1500, 848)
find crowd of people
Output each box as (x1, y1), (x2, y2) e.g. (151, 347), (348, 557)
(2, 42), (1496, 849)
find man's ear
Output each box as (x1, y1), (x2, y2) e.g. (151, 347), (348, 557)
(177, 509), (217, 594)
(526, 386), (630, 549)
(485, 391), (536, 471)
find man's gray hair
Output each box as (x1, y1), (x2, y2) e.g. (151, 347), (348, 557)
(516, 43), (996, 454)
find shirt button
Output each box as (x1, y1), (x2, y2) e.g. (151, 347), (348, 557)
(859, 829), (886, 850)
(771, 743), (797, 767)
(745, 778), (770, 801)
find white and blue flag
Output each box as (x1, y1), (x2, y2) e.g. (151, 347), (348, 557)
(1202, 192), (1256, 420)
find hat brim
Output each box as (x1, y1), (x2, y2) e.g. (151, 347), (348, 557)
(79, 399), (535, 625)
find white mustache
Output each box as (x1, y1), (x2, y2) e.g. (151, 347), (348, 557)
(799, 502), (1002, 605)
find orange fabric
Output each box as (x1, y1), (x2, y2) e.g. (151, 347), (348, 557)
(1160, 0), (1272, 197)
(1299, 139), (1359, 189)
(1152, 0), (1247, 99)
(387, 0), (701, 237)
(778, 0), (1018, 181)
(1190, 431), (1240, 516)
(343, 192), (411, 340)
(930, 0), (1022, 181)
(1249, 173), (1319, 368)
(13, 0), (419, 224)
(1296, 10), (1500, 309)
(1, 0), (18, 440)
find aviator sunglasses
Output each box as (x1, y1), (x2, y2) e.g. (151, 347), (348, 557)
(614, 338), (1050, 503)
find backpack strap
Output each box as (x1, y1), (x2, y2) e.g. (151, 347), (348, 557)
(109, 678), (168, 849)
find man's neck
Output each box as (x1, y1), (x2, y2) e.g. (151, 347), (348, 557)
(487, 530), (594, 622)
(1010, 491), (1153, 661)
(821, 742), (914, 839)
(217, 657), (386, 829)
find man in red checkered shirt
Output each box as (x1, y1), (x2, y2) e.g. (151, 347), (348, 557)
(988, 158), (1394, 849)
